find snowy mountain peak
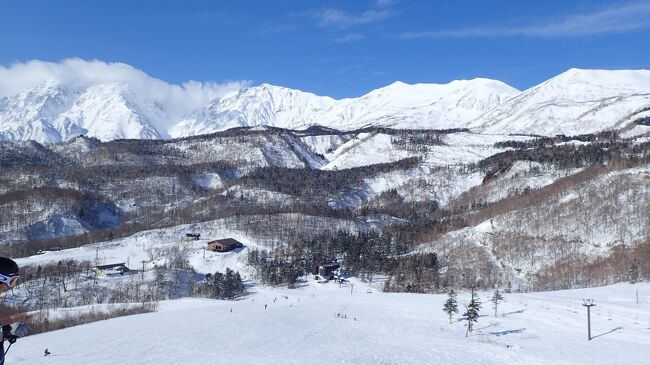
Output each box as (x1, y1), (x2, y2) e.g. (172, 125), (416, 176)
(232, 83), (335, 105)
(473, 68), (650, 136)
(320, 78), (519, 130)
(366, 78), (517, 95)
(380, 80), (409, 89)
(5, 81), (73, 114)
(539, 68), (650, 97)
(61, 82), (166, 141)
(171, 78), (520, 137)
(3, 65), (650, 143)
(0, 81), (78, 142)
(176, 83), (338, 134)
(0, 81), (167, 143)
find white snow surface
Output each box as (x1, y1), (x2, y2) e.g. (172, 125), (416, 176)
(172, 79), (519, 137)
(4, 67), (650, 143)
(0, 82), (165, 143)
(473, 68), (650, 136)
(6, 282), (650, 364)
(323, 132), (411, 170)
(190, 173), (224, 190)
(321, 132), (526, 170)
(8, 210), (650, 364)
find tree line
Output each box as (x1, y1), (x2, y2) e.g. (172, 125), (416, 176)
(246, 230), (442, 292)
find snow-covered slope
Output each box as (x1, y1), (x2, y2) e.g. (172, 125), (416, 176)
(8, 282), (650, 364)
(169, 84), (336, 136)
(172, 79), (519, 137)
(0, 76), (519, 143)
(318, 79), (518, 130)
(473, 69), (650, 136)
(58, 83), (166, 141)
(0, 81), (77, 143)
(0, 82), (167, 143)
(4, 66), (650, 143)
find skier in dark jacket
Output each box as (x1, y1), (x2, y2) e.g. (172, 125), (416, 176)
(0, 257), (24, 365)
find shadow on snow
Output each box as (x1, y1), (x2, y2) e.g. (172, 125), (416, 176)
(592, 326), (623, 340)
(488, 328), (527, 336)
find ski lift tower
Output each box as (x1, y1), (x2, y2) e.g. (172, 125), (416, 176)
(582, 299), (596, 340)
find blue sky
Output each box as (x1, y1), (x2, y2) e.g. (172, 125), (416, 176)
(1, 0), (650, 98)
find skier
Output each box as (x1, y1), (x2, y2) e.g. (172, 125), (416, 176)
(44, 349), (51, 356)
(0, 257), (26, 365)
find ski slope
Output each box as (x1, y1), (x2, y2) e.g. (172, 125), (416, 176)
(6, 282), (649, 365)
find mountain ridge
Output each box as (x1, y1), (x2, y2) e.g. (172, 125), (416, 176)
(472, 68), (650, 135)
(2, 67), (650, 143)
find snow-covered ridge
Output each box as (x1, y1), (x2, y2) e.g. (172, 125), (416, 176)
(172, 78), (519, 136)
(2, 65), (650, 143)
(472, 68), (650, 136)
(0, 81), (166, 143)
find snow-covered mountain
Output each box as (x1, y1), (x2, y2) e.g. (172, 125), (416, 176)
(169, 84), (337, 136)
(0, 81), (77, 143)
(0, 81), (168, 143)
(472, 68), (650, 136)
(2, 67), (650, 143)
(171, 78), (519, 137)
(59, 83), (166, 141)
(317, 79), (517, 130)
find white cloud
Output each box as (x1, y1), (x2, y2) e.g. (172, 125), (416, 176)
(333, 33), (366, 43)
(315, 8), (394, 28)
(0, 58), (248, 119)
(400, 2), (650, 39)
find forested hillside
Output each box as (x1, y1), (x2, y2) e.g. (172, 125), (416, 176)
(1, 125), (647, 297)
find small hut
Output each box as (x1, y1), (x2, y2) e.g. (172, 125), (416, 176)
(95, 263), (130, 277)
(207, 238), (244, 252)
(317, 263), (340, 280)
(184, 233), (201, 241)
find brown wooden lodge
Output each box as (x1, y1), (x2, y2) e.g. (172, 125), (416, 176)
(95, 263), (130, 277)
(315, 263), (340, 280)
(207, 238), (244, 252)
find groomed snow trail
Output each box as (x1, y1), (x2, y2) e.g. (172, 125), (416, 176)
(6, 282), (650, 365)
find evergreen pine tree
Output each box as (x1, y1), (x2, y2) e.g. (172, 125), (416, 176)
(505, 281), (512, 294)
(491, 288), (504, 317)
(200, 269), (245, 300)
(629, 259), (640, 284)
(234, 271), (246, 297)
(443, 289), (458, 324)
(213, 272), (225, 298)
(224, 268), (235, 299)
(463, 288), (481, 337)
